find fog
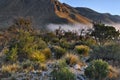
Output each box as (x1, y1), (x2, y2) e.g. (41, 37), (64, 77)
(106, 24), (120, 31)
(47, 23), (120, 34)
(111, 24), (120, 31)
(47, 24), (93, 32)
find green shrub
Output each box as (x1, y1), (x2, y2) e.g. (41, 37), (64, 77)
(85, 59), (109, 80)
(59, 39), (71, 49)
(51, 60), (76, 80)
(35, 38), (47, 49)
(51, 67), (76, 80)
(5, 29), (47, 62)
(6, 45), (18, 62)
(75, 45), (90, 56)
(58, 59), (68, 68)
(43, 32), (56, 42)
(85, 38), (97, 46)
(14, 30), (37, 59)
(53, 46), (66, 59)
(90, 43), (120, 61)
(3, 48), (9, 55)
(51, 38), (60, 44)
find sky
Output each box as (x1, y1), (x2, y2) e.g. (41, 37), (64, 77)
(60, 0), (120, 15)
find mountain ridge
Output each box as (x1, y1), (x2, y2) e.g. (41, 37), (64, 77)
(0, 0), (120, 28)
(75, 7), (120, 24)
(0, 0), (91, 28)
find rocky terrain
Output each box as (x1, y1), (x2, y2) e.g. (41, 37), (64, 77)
(0, 18), (120, 80)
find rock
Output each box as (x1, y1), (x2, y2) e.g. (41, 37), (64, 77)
(31, 70), (42, 75)
(74, 64), (81, 70)
(77, 74), (86, 80)
(81, 65), (88, 71)
(42, 71), (47, 77)
(81, 57), (90, 62)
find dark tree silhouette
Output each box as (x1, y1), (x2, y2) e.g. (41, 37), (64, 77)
(91, 23), (120, 45)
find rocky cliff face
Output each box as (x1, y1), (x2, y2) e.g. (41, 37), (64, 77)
(0, 0), (91, 28)
(53, 1), (91, 24)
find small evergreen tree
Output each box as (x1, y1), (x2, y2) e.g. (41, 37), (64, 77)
(91, 23), (120, 45)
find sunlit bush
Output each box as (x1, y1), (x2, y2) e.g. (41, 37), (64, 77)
(75, 45), (90, 56)
(1, 64), (20, 73)
(41, 48), (52, 59)
(29, 51), (46, 62)
(4, 29), (48, 62)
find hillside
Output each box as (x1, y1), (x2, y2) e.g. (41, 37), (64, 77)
(75, 7), (120, 24)
(0, 0), (91, 28)
(0, 18), (120, 80)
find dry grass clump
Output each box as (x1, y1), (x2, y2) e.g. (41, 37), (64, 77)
(108, 66), (119, 79)
(40, 63), (47, 71)
(1, 63), (20, 73)
(64, 53), (79, 65)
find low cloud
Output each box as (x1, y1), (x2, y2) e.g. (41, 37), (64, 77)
(47, 24), (92, 32)
(106, 24), (120, 31)
(112, 24), (120, 31)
